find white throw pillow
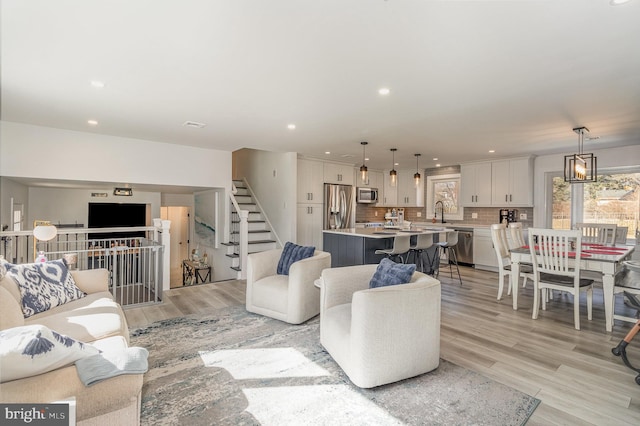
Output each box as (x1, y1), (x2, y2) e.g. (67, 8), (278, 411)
(0, 324), (100, 383)
(5, 259), (85, 317)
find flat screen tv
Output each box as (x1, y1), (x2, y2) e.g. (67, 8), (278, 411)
(88, 203), (147, 240)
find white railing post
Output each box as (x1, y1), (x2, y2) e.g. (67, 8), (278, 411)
(159, 220), (171, 292)
(239, 210), (249, 280)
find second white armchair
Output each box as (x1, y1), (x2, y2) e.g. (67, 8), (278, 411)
(320, 264), (441, 388)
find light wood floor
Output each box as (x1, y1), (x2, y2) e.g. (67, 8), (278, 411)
(125, 266), (640, 425)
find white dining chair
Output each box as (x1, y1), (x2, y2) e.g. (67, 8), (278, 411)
(528, 228), (594, 330)
(490, 223), (533, 301)
(576, 223), (617, 245)
(508, 222), (527, 250)
(615, 226), (629, 245)
(375, 234), (411, 263)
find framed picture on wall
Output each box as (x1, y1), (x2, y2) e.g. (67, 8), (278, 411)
(194, 190), (219, 249)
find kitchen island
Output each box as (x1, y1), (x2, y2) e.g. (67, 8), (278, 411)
(323, 227), (449, 269)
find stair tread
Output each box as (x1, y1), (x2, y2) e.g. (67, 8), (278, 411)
(231, 230), (270, 234)
(231, 220), (265, 224)
(225, 254), (239, 258)
(230, 266), (242, 271)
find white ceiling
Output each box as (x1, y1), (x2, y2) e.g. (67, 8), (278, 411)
(2, 0), (639, 174)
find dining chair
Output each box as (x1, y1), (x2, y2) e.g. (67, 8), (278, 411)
(375, 234), (411, 263)
(528, 228), (594, 330)
(490, 223), (533, 301)
(576, 223), (617, 245)
(615, 226), (629, 245)
(436, 231), (462, 286)
(407, 233), (435, 273)
(508, 222), (526, 250)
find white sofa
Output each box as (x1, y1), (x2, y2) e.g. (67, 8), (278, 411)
(0, 268), (143, 425)
(320, 264), (441, 388)
(246, 249), (331, 324)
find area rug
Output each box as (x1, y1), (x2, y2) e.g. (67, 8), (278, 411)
(130, 306), (539, 425)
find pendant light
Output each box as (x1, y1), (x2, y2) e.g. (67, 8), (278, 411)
(414, 154), (422, 188)
(389, 148), (398, 187)
(360, 141), (369, 184)
(564, 127), (597, 183)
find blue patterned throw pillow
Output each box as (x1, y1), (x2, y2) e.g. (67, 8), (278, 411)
(369, 258), (416, 288)
(277, 242), (315, 275)
(5, 259), (86, 318)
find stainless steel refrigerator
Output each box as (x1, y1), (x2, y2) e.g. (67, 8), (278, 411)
(324, 184), (354, 230)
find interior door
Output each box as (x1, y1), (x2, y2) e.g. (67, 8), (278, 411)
(161, 206), (190, 288)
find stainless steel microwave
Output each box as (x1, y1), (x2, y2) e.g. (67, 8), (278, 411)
(357, 187), (379, 203)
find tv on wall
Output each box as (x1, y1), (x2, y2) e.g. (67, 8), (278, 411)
(88, 203), (148, 239)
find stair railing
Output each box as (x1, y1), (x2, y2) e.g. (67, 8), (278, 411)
(240, 180), (283, 249)
(230, 182), (249, 279)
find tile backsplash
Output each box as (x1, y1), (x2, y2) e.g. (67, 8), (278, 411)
(355, 204), (533, 228)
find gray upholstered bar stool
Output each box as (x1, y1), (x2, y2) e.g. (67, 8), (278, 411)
(408, 233), (435, 273)
(436, 230), (463, 285)
(375, 234), (411, 263)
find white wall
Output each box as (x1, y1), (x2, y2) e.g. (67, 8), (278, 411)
(0, 121), (232, 189)
(533, 144), (640, 227)
(233, 148), (297, 245)
(27, 187), (161, 226)
(0, 177), (29, 231)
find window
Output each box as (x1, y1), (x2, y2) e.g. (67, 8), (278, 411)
(551, 171), (639, 242)
(426, 174), (463, 221)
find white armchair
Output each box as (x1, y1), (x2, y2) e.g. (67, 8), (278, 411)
(320, 264), (441, 388)
(246, 248), (331, 324)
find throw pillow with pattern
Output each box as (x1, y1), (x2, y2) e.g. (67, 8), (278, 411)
(5, 259), (86, 318)
(0, 324), (100, 383)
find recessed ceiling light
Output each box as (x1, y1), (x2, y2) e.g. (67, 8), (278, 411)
(489, 150), (495, 153)
(610, 0), (631, 5)
(394, 162), (399, 166)
(365, 157), (370, 161)
(436, 164), (441, 167)
(325, 151), (331, 155)
(183, 121), (206, 128)
(87, 120), (98, 126)
(287, 124), (296, 130)
(90, 80), (105, 88)
(432, 157), (438, 161)
(378, 88), (390, 95)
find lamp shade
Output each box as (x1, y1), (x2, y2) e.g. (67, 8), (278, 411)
(33, 225), (58, 242)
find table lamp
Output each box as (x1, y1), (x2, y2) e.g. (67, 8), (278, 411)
(33, 220), (58, 262)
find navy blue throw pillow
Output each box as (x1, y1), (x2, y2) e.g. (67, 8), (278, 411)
(277, 242), (315, 275)
(369, 258), (416, 288)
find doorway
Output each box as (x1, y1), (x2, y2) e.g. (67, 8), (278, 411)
(160, 206), (190, 288)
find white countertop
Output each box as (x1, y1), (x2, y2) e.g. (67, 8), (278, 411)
(323, 227), (450, 239)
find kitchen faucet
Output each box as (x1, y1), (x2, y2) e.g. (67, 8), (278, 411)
(435, 201), (446, 224)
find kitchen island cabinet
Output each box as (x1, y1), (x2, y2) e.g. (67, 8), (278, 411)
(323, 228), (446, 270)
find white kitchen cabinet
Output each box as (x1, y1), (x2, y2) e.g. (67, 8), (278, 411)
(491, 157), (534, 207)
(460, 162), (492, 207)
(358, 169), (382, 189)
(297, 204), (323, 249)
(379, 169), (424, 207)
(397, 170), (425, 207)
(297, 159), (324, 203)
(324, 162), (354, 185)
(380, 169), (398, 206)
(473, 228), (499, 270)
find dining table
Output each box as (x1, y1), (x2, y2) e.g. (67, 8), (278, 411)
(510, 242), (636, 332)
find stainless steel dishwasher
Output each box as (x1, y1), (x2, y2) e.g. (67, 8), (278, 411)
(453, 228), (474, 265)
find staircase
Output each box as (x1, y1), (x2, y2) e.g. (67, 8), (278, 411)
(226, 179), (278, 275)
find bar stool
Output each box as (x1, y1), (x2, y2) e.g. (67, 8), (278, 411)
(375, 234), (411, 263)
(407, 233), (434, 273)
(436, 231), (463, 286)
